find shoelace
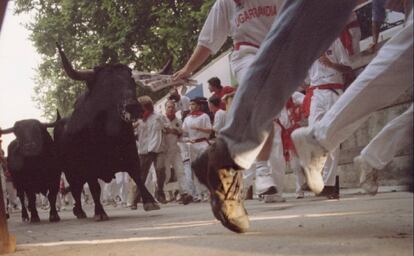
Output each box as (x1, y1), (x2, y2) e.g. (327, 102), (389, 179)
(222, 170), (242, 201)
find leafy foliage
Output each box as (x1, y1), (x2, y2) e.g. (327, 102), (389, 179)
(14, 0), (230, 120)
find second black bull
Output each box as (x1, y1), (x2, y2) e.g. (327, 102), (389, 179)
(54, 43), (168, 220)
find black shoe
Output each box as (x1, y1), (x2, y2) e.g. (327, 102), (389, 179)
(318, 186), (339, 199)
(181, 194), (193, 205)
(258, 186), (278, 200)
(192, 138), (249, 233)
(155, 190), (167, 204)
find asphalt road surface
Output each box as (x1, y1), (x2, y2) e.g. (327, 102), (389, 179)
(5, 191), (413, 256)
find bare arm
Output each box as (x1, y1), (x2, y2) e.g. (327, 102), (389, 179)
(172, 45), (212, 81)
(368, 21), (382, 53)
(319, 54), (353, 73)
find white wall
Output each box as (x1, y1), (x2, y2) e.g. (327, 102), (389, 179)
(192, 51), (232, 99)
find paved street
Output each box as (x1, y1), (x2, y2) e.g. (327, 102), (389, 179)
(4, 191), (413, 256)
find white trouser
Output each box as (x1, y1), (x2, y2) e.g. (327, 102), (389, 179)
(164, 148), (189, 194)
(145, 164), (157, 196)
(189, 142), (209, 197)
(315, 12), (413, 152)
(83, 182), (93, 202)
(232, 46), (278, 194)
(361, 104), (413, 170)
(179, 142), (196, 196)
(58, 191), (73, 208)
(243, 160), (275, 196)
(243, 126), (280, 195)
(115, 172), (129, 204)
(268, 123), (286, 193)
(243, 165), (255, 193)
(310, 89), (341, 186)
(102, 179), (117, 202)
(290, 154), (306, 194)
(230, 45), (258, 83)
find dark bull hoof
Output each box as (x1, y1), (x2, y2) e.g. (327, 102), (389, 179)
(49, 213), (61, 222)
(73, 207), (87, 219)
(93, 212), (109, 221)
(143, 202), (160, 211)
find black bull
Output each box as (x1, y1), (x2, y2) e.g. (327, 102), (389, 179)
(54, 43), (169, 220)
(1, 119), (61, 223)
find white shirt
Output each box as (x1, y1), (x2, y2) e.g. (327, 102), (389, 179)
(164, 116), (182, 153)
(176, 96), (190, 113)
(182, 113), (212, 141)
(198, 0), (285, 54)
(135, 112), (165, 154)
(308, 39), (351, 86)
(213, 109), (226, 133)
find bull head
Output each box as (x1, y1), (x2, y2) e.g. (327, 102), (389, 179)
(56, 42), (95, 82)
(0, 121), (58, 135)
(1, 119), (56, 156)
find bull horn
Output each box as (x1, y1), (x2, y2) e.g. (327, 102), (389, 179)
(0, 127), (14, 135)
(42, 121), (58, 128)
(159, 58), (173, 75)
(56, 42), (95, 81)
(56, 109), (62, 121)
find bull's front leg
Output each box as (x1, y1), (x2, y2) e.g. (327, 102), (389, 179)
(27, 192), (40, 223)
(88, 179), (109, 221)
(47, 182), (61, 222)
(17, 190), (29, 222)
(70, 181), (87, 219)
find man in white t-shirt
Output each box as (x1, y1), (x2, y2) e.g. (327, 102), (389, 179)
(168, 88), (190, 120)
(300, 38), (352, 199)
(182, 97), (212, 202)
(208, 96), (227, 134)
(173, 0), (285, 82)
(163, 100), (193, 204)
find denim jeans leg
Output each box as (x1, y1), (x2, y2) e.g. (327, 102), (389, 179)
(220, 0), (358, 169)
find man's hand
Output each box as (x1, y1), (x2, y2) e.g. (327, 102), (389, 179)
(367, 43), (378, 54)
(172, 67), (192, 81)
(172, 45), (212, 81)
(319, 55), (334, 68)
(320, 55), (352, 73)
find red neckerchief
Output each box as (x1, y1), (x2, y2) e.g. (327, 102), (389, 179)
(142, 110), (152, 121)
(166, 112), (176, 121)
(340, 20), (360, 56)
(189, 110), (204, 117)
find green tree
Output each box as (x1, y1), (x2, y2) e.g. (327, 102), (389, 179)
(14, 0), (228, 120)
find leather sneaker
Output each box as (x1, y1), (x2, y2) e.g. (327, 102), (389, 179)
(192, 138), (250, 233)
